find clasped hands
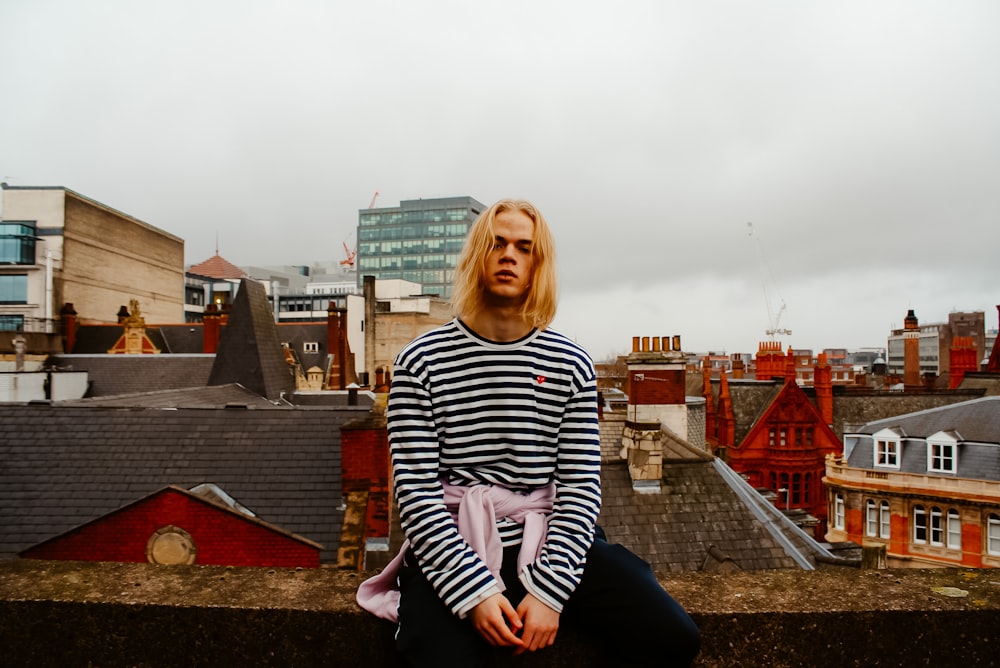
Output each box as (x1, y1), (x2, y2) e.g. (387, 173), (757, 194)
(469, 591), (559, 654)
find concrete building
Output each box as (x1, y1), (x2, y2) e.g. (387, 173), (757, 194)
(355, 196), (486, 298)
(0, 184), (184, 338)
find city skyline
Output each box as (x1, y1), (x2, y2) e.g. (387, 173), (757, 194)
(2, 1), (996, 360)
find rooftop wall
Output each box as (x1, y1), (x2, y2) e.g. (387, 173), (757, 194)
(1, 560), (997, 667)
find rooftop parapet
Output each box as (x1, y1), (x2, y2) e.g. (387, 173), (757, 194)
(1, 560), (997, 667)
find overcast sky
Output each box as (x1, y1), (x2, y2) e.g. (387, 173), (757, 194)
(2, 1), (997, 360)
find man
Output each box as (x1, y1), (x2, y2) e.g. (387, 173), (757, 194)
(384, 199), (699, 666)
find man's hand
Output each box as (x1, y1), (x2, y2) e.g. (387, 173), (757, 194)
(469, 593), (524, 648)
(514, 593), (560, 654)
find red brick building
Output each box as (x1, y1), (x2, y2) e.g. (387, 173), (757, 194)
(20, 486), (322, 568)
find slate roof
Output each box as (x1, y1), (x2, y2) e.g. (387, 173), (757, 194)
(596, 419), (848, 573)
(46, 354), (216, 397)
(57, 383), (277, 408)
(853, 396), (1000, 443)
(0, 403), (363, 563)
(208, 279), (295, 400)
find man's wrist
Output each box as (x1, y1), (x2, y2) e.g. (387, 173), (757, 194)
(456, 584), (502, 619)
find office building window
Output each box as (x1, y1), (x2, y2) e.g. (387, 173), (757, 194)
(0, 223), (36, 264)
(0, 314), (24, 331)
(0, 274), (28, 303)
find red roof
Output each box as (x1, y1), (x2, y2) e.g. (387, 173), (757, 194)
(188, 253), (246, 280)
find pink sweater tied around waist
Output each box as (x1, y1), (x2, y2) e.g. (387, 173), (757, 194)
(356, 481), (556, 622)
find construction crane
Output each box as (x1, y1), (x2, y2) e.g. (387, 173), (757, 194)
(340, 240), (356, 269)
(747, 222), (792, 339)
(368, 191), (379, 209)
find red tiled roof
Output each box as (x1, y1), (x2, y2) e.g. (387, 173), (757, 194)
(188, 254), (246, 280)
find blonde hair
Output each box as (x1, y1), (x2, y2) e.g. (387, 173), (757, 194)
(450, 198), (558, 329)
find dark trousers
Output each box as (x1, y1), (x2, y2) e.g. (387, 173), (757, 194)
(395, 531), (700, 668)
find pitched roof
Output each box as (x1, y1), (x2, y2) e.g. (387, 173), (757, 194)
(0, 404), (363, 563)
(47, 354), (216, 397)
(208, 279), (295, 400)
(187, 253), (247, 280)
(57, 383), (275, 408)
(855, 396), (1000, 443)
(597, 418), (848, 572)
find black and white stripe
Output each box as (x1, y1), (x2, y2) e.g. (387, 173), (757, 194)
(388, 319), (601, 616)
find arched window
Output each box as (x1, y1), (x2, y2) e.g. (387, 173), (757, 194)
(988, 513), (1000, 556)
(947, 509), (961, 550)
(930, 507), (944, 546)
(865, 500), (878, 537)
(913, 505), (927, 544)
(879, 501), (891, 539)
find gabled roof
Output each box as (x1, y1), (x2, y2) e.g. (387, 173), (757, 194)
(737, 379), (839, 451)
(0, 403), (364, 563)
(208, 279), (295, 400)
(855, 396), (1000, 444)
(20, 484), (323, 560)
(187, 253), (247, 280)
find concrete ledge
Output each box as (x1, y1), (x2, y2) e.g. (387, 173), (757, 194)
(1, 560), (998, 667)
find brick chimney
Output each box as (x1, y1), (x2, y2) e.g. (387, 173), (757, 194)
(716, 371), (735, 448)
(755, 340), (784, 381)
(60, 302), (78, 354)
(949, 336), (978, 389)
(903, 309), (921, 389)
(203, 304), (221, 354)
(622, 335), (686, 490)
(814, 352), (833, 426)
(337, 415), (390, 570)
(327, 304), (348, 390)
(702, 358), (716, 445)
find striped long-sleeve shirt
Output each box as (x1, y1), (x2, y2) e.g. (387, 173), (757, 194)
(387, 319), (602, 618)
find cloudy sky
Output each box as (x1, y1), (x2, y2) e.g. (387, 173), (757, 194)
(2, 1), (997, 360)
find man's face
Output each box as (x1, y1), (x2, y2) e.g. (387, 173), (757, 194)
(482, 208), (535, 306)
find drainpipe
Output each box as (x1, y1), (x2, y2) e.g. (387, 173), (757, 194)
(45, 250), (54, 333)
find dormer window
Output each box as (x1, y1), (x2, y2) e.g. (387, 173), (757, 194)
(927, 430), (958, 474)
(303, 342), (319, 353)
(873, 428), (902, 469)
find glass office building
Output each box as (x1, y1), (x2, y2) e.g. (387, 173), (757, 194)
(356, 196), (486, 298)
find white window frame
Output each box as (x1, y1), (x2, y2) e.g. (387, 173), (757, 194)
(879, 501), (891, 539)
(930, 507), (944, 546)
(913, 505), (927, 544)
(865, 500), (878, 537)
(947, 509), (961, 550)
(988, 514), (1000, 556)
(303, 342), (319, 353)
(873, 428), (901, 469)
(833, 494), (845, 530)
(926, 431), (958, 474)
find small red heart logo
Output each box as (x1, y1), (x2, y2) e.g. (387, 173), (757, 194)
(536, 375), (546, 384)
